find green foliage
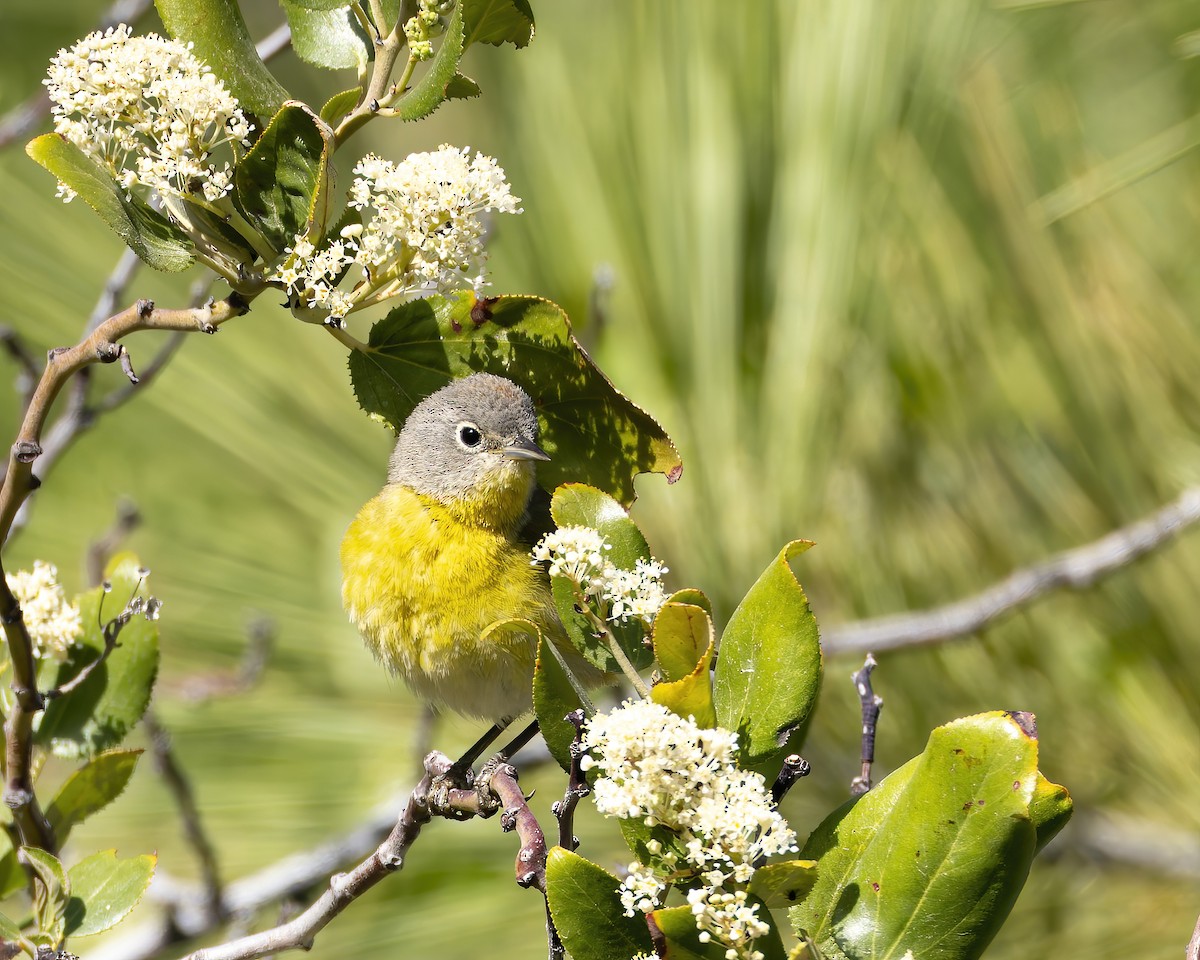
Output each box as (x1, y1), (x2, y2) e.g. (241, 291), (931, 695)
(544, 847), (653, 960)
(648, 602), (716, 728)
(320, 86), (364, 125)
(23, 847), (68, 944)
(390, 1), (468, 122)
(283, 2), (371, 72)
(234, 103), (335, 254)
(347, 293), (681, 505)
(24, 135), (196, 272)
(462, 0), (536, 48)
(652, 901), (787, 960)
(747, 860), (819, 909)
(790, 712), (1072, 960)
(532, 635), (584, 770)
(713, 541), (822, 771)
(46, 749), (142, 847)
(64, 850), (156, 937)
(155, 0), (289, 116)
(36, 555), (160, 759)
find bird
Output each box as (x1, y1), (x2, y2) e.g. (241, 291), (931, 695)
(340, 372), (580, 736)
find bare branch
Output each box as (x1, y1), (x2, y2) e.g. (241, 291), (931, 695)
(848, 654), (882, 796)
(144, 711), (225, 925)
(551, 710), (588, 852)
(86, 497), (142, 585)
(485, 763), (548, 892)
(770, 754), (810, 806)
(0, 326), (39, 408)
(822, 486), (1200, 655)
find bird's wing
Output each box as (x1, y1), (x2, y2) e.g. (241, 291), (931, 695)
(519, 485), (555, 552)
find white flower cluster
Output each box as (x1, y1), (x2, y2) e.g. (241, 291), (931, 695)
(271, 145), (521, 320)
(581, 700), (797, 960)
(531, 526), (668, 626)
(5, 562), (82, 661)
(44, 24), (253, 204)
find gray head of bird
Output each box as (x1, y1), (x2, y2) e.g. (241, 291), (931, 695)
(387, 373), (550, 506)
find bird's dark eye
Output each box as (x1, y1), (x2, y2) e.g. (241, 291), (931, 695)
(457, 423), (482, 448)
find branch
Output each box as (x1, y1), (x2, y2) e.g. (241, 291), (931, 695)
(0, 326), (39, 408)
(848, 654), (882, 796)
(822, 486), (1200, 655)
(551, 710), (588, 853)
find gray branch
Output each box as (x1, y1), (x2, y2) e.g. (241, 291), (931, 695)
(822, 486), (1200, 655)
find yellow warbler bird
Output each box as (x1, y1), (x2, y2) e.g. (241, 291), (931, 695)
(340, 373), (579, 728)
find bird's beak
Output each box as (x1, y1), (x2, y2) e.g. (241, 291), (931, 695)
(502, 437), (551, 462)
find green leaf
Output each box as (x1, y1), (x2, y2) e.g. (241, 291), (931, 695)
(748, 860), (819, 908)
(653, 602), (714, 683)
(64, 850), (156, 937)
(320, 86), (363, 126)
(47, 749), (142, 847)
(234, 103), (335, 253)
(390, 1), (466, 122)
(1030, 771), (1073, 854)
(285, 0), (355, 9)
(533, 636), (584, 772)
(0, 910), (22, 943)
(22, 848), (68, 942)
(652, 899), (787, 960)
(462, 0), (535, 48)
(156, 0), (289, 117)
(789, 712), (1066, 960)
(548, 484), (656, 673)
(36, 554), (160, 759)
(713, 541), (822, 770)
(25, 135), (195, 273)
(348, 292), (681, 506)
(545, 848), (652, 960)
(445, 73), (482, 101)
(665, 588), (713, 619)
(283, 1), (371, 71)
(650, 605), (716, 728)
(0, 835), (26, 900)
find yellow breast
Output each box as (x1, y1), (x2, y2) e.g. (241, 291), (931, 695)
(340, 483), (561, 721)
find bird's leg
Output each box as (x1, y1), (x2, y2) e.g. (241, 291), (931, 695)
(446, 718), (512, 786)
(494, 718), (541, 764)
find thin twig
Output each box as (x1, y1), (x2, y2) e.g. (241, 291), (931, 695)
(0, 327), (39, 408)
(484, 763), (549, 892)
(86, 498), (142, 585)
(168, 617), (275, 704)
(771, 754), (811, 806)
(1187, 911), (1200, 960)
(552, 710), (588, 852)
(849, 654), (882, 796)
(144, 711), (225, 925)
(822, 486), (1200, 655)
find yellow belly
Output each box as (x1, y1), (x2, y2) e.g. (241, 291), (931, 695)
(340, 484), (563, 721)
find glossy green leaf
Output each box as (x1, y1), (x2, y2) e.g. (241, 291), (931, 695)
(283, 1), (371, 71)
(22, 848), (67, 941)
(64, 850), (156, 937)
(445, 73), (482, 100)
(156, 0), (289, 117)
(234, 103), (335, 253)
(545, 848), (652, 960)
(748, 859), (819, 908)
(36, 554), (160, 759)
(320, 86), (363, 126)
(789, 712), (1068, 960)
(653, 602), (714, 683)
(462, 0), (535, 48)
(390, 1), (466, 122)
(650, 607), (716, 728)
(47, 749), (142, 846)
(532, 636), (585, 772)
(25, 135), (195, 273)
(714, 541), (821, 770)
(549, 484), (656, 673)
(652, 899), (787, 960)
(666, 588), (713, 618)
(348, 292), (681, 506)
(1030, 771), (1073, 853)
(0, 910), (22, 943)
(285, 0), (355, 9)
(0, 833), (25, 900)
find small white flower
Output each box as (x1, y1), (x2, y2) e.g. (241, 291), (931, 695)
(44, 25), (252, 206)
(531, 526), (611, 586)
(6, 562), (82, 661)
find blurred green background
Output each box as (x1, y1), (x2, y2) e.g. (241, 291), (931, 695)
(2, 0), (1200, 957)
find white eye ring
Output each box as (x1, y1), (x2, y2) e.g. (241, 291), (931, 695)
(456, 422), (483, 449)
